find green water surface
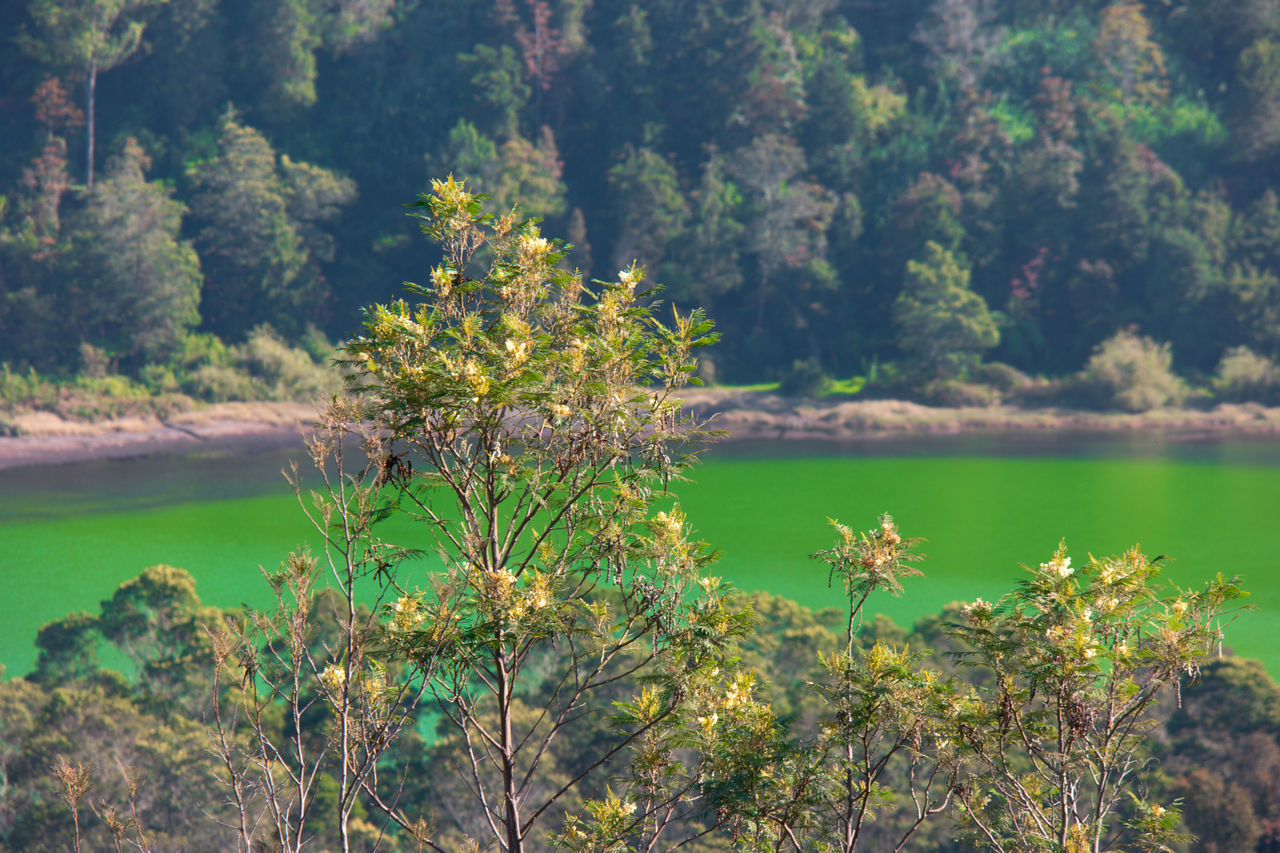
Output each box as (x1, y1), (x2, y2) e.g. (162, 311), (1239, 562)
(2, 435), (1277, 676)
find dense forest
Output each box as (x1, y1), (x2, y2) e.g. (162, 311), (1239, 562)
(2, 175), (1277, 853)
(5, 0), (1280, 408)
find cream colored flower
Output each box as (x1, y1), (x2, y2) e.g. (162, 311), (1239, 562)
(520, 233), (551, 257)
(320, 663), (347, 692)
(390, 596), (424, 632)
(504, 338), (529, 363)
(1041, 556), (1073, 579)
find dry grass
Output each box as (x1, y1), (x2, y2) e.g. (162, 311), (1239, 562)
(676, 389), (1280, 440)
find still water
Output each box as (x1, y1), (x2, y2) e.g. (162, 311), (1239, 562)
(3, 432), (1278, 677)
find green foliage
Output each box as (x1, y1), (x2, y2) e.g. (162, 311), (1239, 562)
(951, 545), (1250, 852)
(68, 137), (201, 366)
(177, 325), (337, 401)
(9, 0), (1280, 398)
(1213, 345), (1280, 403)
(777, 355), (829, 397)
(1076, 329), (1187, 411)
(3, 566), (236, 850)
(607, 145), (688, 271)
(188, 109), (354, 341)
(894, 241), (1001, 379)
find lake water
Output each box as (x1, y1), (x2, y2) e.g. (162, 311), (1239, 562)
(3, 432), (1278, 677)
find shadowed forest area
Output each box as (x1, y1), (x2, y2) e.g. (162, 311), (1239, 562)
(5, 0), (1280, 412)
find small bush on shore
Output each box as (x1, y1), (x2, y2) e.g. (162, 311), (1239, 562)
(970, 361), (1032, 393)
(778, 356), (830, 396)
(1076, 330), (1187, 412)
(1214, 346), (1280, 404)
(921, 378), (1000, 407)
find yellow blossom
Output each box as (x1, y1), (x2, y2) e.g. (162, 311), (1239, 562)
(504, 338), (529, 364)
(320, 663), (347, 692)
(519, 233), (551, 258)
(390, 596), (424, 632)
(1041, 555), (1073, 579)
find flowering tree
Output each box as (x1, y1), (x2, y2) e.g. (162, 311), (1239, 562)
(338, 177), (737, 852)
(705, 516), (965, 853)
(208, 409), (424, 853)
(951, 546), (1249, 853)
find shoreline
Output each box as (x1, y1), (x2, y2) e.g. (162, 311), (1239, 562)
(0, 402), (318, 471)
(4, 393), (1280, 471)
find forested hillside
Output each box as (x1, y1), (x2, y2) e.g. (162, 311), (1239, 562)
(4, 0), (1280, 402)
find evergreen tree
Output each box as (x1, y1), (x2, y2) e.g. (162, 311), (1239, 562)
(68, 137), (201, 366)
(893, 240), (999, 377)
(189, 110), (354, 340)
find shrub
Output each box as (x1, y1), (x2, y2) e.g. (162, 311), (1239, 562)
(778, 356), (830, 397)
(921, 378), (999, 407)
(176, 332), (231, 370)
(1077, 330), (1187, 412)
(970, 361), (1031, 392)
(1214, 346), (1280, 404)
(139, 364), (180, 394)
(0, 364), (57, 410)
(233, 325), (341, 401)
(182, 364), (259, 402)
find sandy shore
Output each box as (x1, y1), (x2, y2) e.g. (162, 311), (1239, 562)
(676, 389), (1280, 442)
(4, 393), (1280, 470)
(0, 402), (319, 471)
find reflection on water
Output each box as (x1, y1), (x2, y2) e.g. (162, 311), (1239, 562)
(707, 431), (1280, 465)
(0, 442), (314, 522)
(4, 430), (1280, 523)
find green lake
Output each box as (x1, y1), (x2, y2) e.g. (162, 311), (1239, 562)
(3, 433), (1278, 677)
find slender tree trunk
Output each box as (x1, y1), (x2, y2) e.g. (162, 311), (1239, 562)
(86, 59), (98, 192)
(498, 648), (523, 853)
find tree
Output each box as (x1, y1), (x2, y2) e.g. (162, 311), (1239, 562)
(443, 120), (568, 226)
(1092, 1), (1169, 111)
(725, 134), (836, 338)
(67, 138), (201, 367)
(951, 546), (1248, 853)
(214, 177), (732, 853)
(356, 178), (734, 853)
(913, 0), (1005, 91)
(189, 110), (355, 340)
(893, 240), (999, 378)
(721, 517), (965, 852)
(607, 145), (688, 274)
(18, 0), (160, 191)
